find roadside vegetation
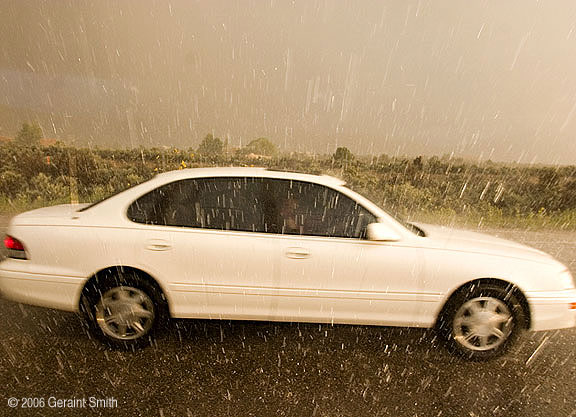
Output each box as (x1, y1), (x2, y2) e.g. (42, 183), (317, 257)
(0, 128), (574, 230)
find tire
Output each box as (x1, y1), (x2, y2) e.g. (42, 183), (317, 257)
(80, 269), (168, 349)
(438, 284), (525, 361)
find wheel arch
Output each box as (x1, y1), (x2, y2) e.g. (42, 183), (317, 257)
(435, 277), (532, 330)
(79, 265), (172, 316)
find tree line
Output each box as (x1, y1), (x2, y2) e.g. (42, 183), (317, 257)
(0, 126), (574, 229)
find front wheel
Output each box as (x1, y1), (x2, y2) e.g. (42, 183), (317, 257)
(441, 284), (525, 360)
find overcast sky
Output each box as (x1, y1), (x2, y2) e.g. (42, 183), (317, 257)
(1, 0), (576, 164)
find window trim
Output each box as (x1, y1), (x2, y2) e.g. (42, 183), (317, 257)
(125, 176), (378, 239)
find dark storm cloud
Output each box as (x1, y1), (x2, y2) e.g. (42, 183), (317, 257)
(1, 0), (575, 163)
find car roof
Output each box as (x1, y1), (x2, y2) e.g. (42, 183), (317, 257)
(154, 167), (346, 187)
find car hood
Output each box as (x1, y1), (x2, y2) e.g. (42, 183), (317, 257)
(412, 222), (557, 264)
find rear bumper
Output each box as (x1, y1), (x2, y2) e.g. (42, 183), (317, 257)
(526, 289), (576, 331)
(0, 262), (84, 312)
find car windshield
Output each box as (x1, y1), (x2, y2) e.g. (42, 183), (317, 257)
(400, 220), (426, 237)
(379, 208), (426, 237)
(340, 186), (426, 237)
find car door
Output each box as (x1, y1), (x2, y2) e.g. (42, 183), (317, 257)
(127, 177), (281, 319)
(268, 179), (424, 326)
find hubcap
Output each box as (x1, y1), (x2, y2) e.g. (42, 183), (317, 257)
(95, 286), (155, 341)
(453, 297), (513, 352)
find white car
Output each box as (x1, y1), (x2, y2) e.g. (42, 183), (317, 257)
(1, 167), (575, 359)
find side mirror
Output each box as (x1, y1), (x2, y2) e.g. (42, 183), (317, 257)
(366, 223), (401, 242)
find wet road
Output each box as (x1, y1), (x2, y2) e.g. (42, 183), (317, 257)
(0, 216), (575, 417)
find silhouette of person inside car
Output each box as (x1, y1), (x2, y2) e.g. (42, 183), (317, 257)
(279, 196), (303, 234)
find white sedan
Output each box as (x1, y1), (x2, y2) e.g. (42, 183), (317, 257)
(1, 167), (575, 359)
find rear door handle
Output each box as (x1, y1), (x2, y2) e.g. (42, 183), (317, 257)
(285, 247), (310, 259)
(146, 239), (172, 251)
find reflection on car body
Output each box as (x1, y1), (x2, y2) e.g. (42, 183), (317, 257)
(1, 167), (575, 360)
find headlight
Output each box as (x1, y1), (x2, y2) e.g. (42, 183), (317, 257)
(559, 269), (575, 289)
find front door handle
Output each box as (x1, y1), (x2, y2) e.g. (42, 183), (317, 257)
(146, 239), (172, 251)
(285, 247), (310, 259)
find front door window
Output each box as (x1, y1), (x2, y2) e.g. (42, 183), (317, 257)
(263, 179), (376, 238)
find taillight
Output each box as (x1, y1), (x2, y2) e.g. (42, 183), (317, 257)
(4, 235), (28, 259)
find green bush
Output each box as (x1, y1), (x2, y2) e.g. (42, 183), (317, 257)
(0, 143), (574, 229)
(0, 170), (26, 198)
(27, 173), (69, 201)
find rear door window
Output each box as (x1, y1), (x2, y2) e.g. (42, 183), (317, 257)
(127, 177), (266, 232)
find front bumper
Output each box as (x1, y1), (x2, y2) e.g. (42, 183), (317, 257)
(0, 261), (85, 312)
(526, 289), (576, 331)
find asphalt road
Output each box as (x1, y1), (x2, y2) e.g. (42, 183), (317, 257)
(0, 216), (575, 417)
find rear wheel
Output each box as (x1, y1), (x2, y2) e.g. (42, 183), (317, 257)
(81, 270), (168, 349)
(440, 284), (525, 360)
(95, 286), (155, 341)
